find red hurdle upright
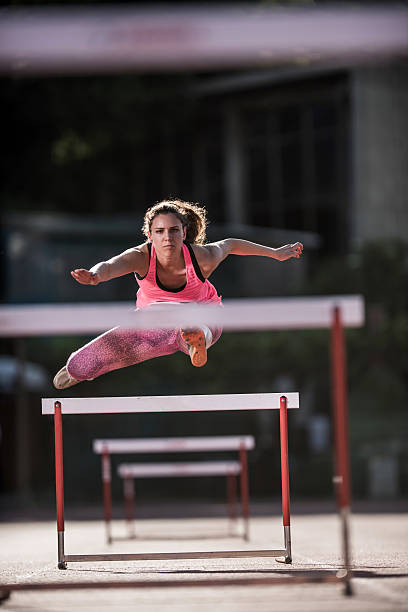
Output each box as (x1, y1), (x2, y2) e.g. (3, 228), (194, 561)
(226, 472), (238, 524)
(331, 306), (352, 595)
(239, 442), (250, 541)
(102, 447), (112, 544)
(54, 401), (66, 570)
(279, 395), (291, 564)
(123, 476), (135, 538)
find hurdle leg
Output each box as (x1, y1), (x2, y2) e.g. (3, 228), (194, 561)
(102, 448), (112, 544)
(226, 473), (238, 535)
(123, 477), (135, 539)
(331, 307), (353, 596)
(239, 444), (250, 541)
(279, 395), (292, 564)
(54, 401), (67, 569)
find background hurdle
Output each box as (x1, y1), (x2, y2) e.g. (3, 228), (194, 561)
(117, 461), (242, 540)
(93, 435), (255, 543)
(42, 393), (298, 568)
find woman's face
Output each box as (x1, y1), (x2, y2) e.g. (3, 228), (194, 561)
(149, 213), (186, 254)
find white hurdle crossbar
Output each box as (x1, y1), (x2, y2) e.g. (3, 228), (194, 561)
(1, 295), (364, 336)
(118, 461), (241, 478)
(42, 393), (298, 568)
(93, 435), (255, 543)
(42, 393), (300, 415)
(93, 436), (255, 453)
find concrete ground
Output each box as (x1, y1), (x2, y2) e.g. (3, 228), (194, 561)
(0, 502), (407, 611)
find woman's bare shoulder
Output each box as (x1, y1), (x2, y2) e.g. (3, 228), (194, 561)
(128, 242), (149, 256)
(126, 242), (150, 274)
(191, 241), (231, 277)
(109, 242), (149, 274)
(192, 241), (231, 259)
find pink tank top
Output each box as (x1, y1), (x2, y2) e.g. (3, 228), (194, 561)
(135, 243), (222, 309)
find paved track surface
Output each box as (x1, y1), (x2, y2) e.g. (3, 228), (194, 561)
(0, 504), (407, 611)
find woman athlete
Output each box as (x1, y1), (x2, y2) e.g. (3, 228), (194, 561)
(54, 199), (303, 389)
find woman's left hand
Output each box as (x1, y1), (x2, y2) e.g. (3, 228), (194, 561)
(275, 242), (303, 261)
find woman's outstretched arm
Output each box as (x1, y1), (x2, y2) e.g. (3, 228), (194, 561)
(222, 238), (303, 260)
(71, 245), (147, 286)
(194, 238), (303, 277)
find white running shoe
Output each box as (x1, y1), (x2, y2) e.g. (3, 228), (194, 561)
(53, 366), (80, 390)
(181, 326), (213, 368)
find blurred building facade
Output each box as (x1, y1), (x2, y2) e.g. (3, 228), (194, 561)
(2, 64), (407, 304)
(1, 59), (407, 506)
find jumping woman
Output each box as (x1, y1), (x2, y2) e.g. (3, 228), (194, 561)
(54, 199), (303, 389)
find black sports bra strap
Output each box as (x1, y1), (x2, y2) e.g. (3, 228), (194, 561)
(185, 242), (205, 283)
(135, 242), (152, 280)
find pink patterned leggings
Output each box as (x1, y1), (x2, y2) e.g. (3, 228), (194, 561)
(66, 325), (222, 381)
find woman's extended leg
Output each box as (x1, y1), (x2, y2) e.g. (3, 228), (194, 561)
(53, 324), (222, 389)
(67, 327), (183, 380)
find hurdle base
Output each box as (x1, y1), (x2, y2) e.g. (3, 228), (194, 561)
(336, 569), (353, 596)
(344, 580), (353, 596)
(0, 589), (11, 603)
(62, 549), (287, 564)
(275, 555), (292, 564)
(0, 572), (351, 598)
(57, 532), (67, 570)
(109, 529), (244, 543)
(275, 525), (291, 563)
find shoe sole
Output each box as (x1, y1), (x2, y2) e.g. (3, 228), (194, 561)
(181, 329), (207, 367)
(53, 367), (80, 390)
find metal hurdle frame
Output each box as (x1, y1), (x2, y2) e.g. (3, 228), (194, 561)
(42, 392), (298, 568)
(117, 460), (243, 540)
(1, 295), (363, 596)
(92, 435), (255, 543)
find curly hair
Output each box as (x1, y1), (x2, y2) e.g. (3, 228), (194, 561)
(142, 199), (208, 245)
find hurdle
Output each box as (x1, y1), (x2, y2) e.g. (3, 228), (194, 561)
(42, 393), (298, 568)
(93, 435), (255, 543)
(2, 295), (363, 595)
(118, 461), (243, 540)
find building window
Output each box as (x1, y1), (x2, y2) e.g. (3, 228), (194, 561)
(242, 78), (349, 253)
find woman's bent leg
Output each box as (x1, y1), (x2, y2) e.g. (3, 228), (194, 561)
(179, 325), (222, 367)
(66, 327), (181, 381)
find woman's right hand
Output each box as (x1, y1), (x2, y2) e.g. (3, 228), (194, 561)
(71, 269), (100, 285)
